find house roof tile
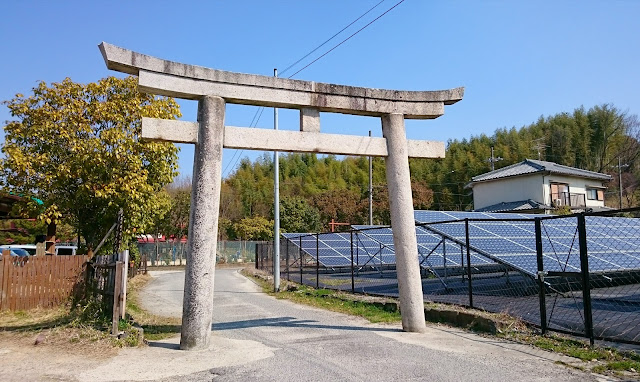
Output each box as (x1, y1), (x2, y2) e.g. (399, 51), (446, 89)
(471, 159), (612, 184)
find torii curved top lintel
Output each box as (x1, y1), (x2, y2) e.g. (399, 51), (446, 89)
(99, 42), (464, 119)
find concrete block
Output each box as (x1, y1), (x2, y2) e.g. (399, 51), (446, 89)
(300, 108), (320, 132)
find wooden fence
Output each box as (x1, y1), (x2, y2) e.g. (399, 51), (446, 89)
(0, 253), (88, 311)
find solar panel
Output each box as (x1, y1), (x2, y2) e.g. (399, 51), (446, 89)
(282, 231), (395, 267)
(414, 210), (536, 224)
(284, 211), (640, 276)
(419, 213), (640, 276)
(352, 225), (495, 269)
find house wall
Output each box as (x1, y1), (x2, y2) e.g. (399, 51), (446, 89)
(473, 174), (545, 210)
(472, 173), (608, 210)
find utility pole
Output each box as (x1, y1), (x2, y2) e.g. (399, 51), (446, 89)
(273, 68), (280, 292)
(369, 130), (373, 225)
(487, 146), (503, 171)
(615, 156), (629, 210)
(532, 137), (547, 160)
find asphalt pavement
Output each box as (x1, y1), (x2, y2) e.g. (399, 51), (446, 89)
(118, 267), (609, 382)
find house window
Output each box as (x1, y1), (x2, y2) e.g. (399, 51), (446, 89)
(587, 188), (603, 201)
(550, 182), (570, 206)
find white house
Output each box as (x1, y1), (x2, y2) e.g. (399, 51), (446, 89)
(468, 159), (612, 213)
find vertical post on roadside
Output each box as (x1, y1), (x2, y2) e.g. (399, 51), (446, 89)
(351, 230), (355, 293)
(368, 130), (373, 225)
(299, 236), (303, 284)
(534, 217), (548, 334)
(286, 239), (290, 281)
(316, 234), (320, 289)
(577, 213), (594, 346)
(273, 68), (280, 292)
(460, 242), (464, 283)
(443, 238), (447, 280)
(465, 218), (473, 308)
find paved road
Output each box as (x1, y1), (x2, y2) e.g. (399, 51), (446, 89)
(129, 268), (605, 382)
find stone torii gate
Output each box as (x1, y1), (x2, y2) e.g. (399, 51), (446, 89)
(99, 42), (464, 350)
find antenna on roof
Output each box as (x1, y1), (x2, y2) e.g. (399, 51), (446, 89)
(487, 146), (503, 171)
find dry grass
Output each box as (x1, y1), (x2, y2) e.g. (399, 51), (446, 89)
(0, 305), (118, 356)
(0, 306), (69, 329)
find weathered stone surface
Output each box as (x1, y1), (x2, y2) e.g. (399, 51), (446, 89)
(141, 118), (445, 158)
(138, 70), (446, 119)
(300, 108), (320, 132)
(382, 113), (427, 333)
(180, 96), (225, 350)
(100, 42), (463, 103)
(99, 42), (463, 119)
(141, 118), (198, 143)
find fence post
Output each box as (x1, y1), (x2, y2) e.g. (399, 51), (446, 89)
(465, 218), (473, 308)
(316, 234), (320, 289)
(286, 239), (290, 281)
(577, 213), (594, 346)
(299, 236), (303, 284)
(351, 231), (355, 293)
(443, 238), (447, 280)
(534, 218), (548, 334)
(120, 250), (129, 318)
(112, 261), (124, 335)
(460, 244), (464, 283)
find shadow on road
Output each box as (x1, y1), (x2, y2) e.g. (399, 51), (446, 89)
(212, 316), (401, 332)
(147, 341), (180, 350)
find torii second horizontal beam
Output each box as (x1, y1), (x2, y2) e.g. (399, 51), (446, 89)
(141, 118), (444, 158)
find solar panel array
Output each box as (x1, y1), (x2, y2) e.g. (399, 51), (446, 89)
(282, 232), (394, 267)
(282, 211), (640, 275)
(416, 211), (640, 276)
(352, 225), (495, 269)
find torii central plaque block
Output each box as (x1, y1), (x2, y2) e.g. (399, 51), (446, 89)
(99, 42), (464, 350)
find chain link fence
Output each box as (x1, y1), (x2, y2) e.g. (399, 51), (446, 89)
(138, 240), (260, 266)
(257, 208), (640, 346)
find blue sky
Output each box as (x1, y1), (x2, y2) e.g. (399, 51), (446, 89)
(1, 1), (638, 180)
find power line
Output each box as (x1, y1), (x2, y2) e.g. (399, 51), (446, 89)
(279, 0), (386, 77)
(222, 106), (266, 177)
(288, 0), (405, 79)
(223, 0), (405, 177)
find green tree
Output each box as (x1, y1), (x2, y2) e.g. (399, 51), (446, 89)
(279, 196), (321, 233)
(232, 216), (273, 240)
(1, 76), (180, 250)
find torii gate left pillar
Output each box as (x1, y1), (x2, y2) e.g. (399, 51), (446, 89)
(180, 96), (225, 349)
(99, 42), (464, 350)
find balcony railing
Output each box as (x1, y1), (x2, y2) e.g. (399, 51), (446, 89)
(551, 192), (586, 208)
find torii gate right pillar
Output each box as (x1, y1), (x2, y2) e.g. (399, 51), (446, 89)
(382, 113), (427, 332)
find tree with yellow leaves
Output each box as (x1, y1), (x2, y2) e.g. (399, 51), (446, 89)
(2, 76), (180, 251)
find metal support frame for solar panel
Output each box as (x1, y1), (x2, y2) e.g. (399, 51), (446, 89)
(352, 231), (390, 276)
(351, 226), (399, 277)
(417, 222), (536, 284)
(282, 232), (393, 273)
(354, 225), (457, 288)
(281, 233), (311, 270)
(415, 237), (450, 289)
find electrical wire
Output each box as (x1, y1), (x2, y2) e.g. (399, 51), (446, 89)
(279, 0), (386, 77)
(222, 106), (266, 177)
(288, 0), (405, 79)
(223, 0), (405, 177)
